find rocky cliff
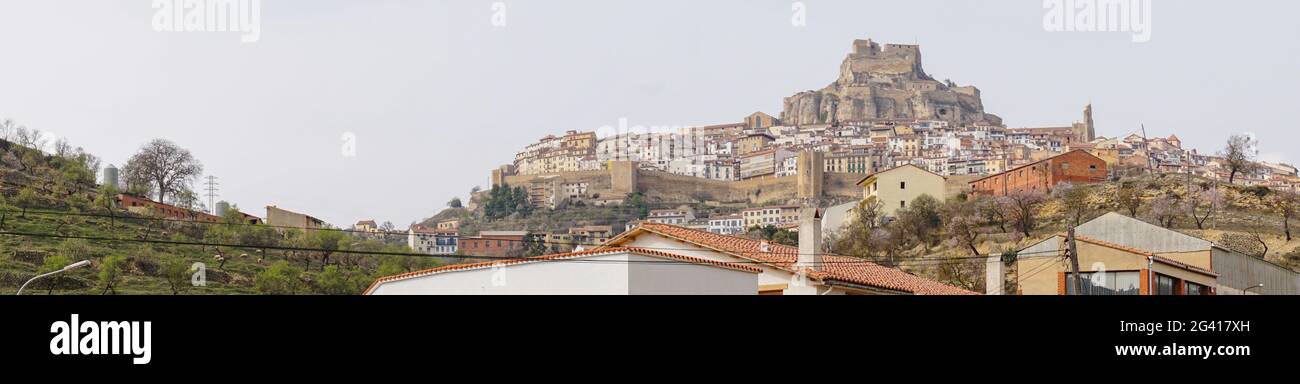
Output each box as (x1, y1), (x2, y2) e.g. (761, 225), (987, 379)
(781, 39), (1001, 126)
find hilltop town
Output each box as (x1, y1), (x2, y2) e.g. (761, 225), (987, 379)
(2, 39), (1298, 296)
(474, 39), (1295, 229)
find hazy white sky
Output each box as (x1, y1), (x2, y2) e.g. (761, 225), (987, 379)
(1, 0), (1296, 226)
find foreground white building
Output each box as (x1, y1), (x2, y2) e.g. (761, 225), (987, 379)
(364, 248), (760, 295)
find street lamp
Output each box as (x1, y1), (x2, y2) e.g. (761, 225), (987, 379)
(1244, 284), (1265, 295)
(16, 260), (92, 295)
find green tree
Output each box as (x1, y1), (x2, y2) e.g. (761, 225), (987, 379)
(14, 187), (39, 217)
(623, 192), (649, 219)
(316, 265), (356, 295)
(894, 194), (943, 246)
(374, 258), (405, 278)
(832, 198), (885, 258)
(98, 255), (126, 295)
(448, 197), (463, 209)
(256, 261), (304, 295)
(310, 229), (347, 270)
(746, 225), (798, 247)
(160, 253), (190, 295)
(38, 255), (72, 295)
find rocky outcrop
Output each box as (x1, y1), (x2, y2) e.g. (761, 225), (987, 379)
(781, 39), (1001, 126)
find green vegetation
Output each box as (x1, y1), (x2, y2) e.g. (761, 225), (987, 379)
(1, 131), (445, 295)
(482, 183), (533, 220)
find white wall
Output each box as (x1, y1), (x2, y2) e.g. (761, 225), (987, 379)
(621, 233), (851, 295)
(369, 252), (756, 295)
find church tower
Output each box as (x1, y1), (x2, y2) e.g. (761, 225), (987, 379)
(1073, 104), (1096, 143)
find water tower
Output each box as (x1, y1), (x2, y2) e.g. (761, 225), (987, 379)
(102, 164), (120, 190)
(215, 201), (232, 217)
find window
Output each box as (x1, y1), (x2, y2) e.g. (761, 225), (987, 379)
(1185, 282), (1207, 296)
(900, 201), (906, 208)
(1090, 164), (1098, 170)
(1068, 272), (1140, 296)
(1156, 274), (1177, 296)
(900, 181), (906, 190)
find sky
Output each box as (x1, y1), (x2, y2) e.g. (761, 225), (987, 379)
(0, 0), (1297, 227)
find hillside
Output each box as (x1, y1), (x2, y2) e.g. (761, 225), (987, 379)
(969, 173), (1299, 273)
(0, 138), (439, 295)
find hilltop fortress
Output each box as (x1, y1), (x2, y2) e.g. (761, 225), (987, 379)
(486, 38), (1294, 213)
(782, 39), (1001, 126)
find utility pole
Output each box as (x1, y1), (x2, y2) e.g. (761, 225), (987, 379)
(1141, 124), (1153, 175)
(1067, 227), (1083, 295)
(204, 176), (219, 215)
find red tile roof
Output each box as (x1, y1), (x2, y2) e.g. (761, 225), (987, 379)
(362, 247), (762, 295)
(604, 223), (977, 295)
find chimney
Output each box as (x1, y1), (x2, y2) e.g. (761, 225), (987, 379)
(798, 207), (823, 271)
(986, 255), (1006, 295)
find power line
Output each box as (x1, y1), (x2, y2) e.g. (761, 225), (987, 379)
(0, 208), (1065, 262)
(0, 226), (1060, 270)
(204, 175), (219, 215)
(1014, 255), (1067, 286)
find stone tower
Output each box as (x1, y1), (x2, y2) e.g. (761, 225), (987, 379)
(1075, 104), (1096, 143)
(796, 151), (824, 202)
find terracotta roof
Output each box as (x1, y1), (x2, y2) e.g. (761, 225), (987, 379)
(604, 223), (977, 295)
(363, 247), (763, 295)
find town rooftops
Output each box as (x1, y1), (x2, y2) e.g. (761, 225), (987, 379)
(601, 223), (977, 295)
(478, 231), (529, 237)
(362, 246), (763, 294)
(409, 225), (455, 235)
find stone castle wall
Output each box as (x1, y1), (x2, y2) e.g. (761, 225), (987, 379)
(493, 156), (864, 207)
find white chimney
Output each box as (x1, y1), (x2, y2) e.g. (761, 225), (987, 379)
(798, 207), (823, 271)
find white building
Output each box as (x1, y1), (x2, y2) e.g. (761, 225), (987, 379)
(646, 208), (696, 225)
(601, 218), (974, 295)
(408, 225), (457, 255)
(364, 248), (760, 295)
(707, 215), (745, 235)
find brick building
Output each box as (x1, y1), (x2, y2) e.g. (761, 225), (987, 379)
(458, 231), (530, 257)
(116, 194), (221, 222)
(968, 150), (1108, 196)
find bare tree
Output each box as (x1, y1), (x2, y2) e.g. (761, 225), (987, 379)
(1187, 186), (1227, 230)
(1114, 181), (1144, 217)
(1003, 191), (1046, 238)
(121, 139), (204, 204)
(1268, 190), (1298, 241)
(976, 196), (1010, 233)
(942, 200), (986, 257)
(1220, 134), (1258, 184)
(0, 118), (16, 142)
(1054, 183), (1093, 227)
(1220, 223), (1271, 259)
(13, 127), (48, 152)
(1147, 193), (1184, 229)
(53, 137), (73, 158)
